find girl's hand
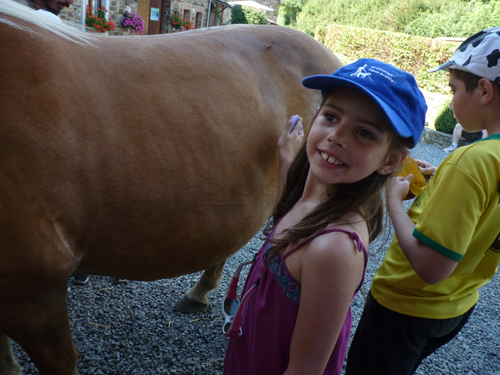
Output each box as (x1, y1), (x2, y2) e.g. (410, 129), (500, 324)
(388, 175), (414, 204)
(414, 159), (436, 181)
(277, 116), (304, 198)
(278, 115), (304, 165)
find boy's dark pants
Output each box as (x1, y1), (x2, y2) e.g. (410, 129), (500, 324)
(345, 292), (475, 375)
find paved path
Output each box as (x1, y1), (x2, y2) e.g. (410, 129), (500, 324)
(421, 89), (451, 130)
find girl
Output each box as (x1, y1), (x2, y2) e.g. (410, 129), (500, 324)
(223, 58), (427, 375)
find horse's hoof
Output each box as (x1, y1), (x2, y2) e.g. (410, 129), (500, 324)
(174, 294), (209, 313)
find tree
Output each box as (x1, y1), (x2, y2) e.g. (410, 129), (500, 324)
(231, 5), (267, 25)
(278, 0), (308, 25)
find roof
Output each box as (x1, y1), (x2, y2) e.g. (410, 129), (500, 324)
(228, 1), (274, 11)
(212, 0), (233, 8)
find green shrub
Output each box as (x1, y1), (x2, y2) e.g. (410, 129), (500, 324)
(231, 5), (246, 23)
(434, 100), (456, 134)
(289, 0), (500, 38)
(231, 5), (267, 25)
(278, 0), (308, 26)
(294, 0), (441, 36)
(404, 0), (500, 38)
(316, 24), (457, 94)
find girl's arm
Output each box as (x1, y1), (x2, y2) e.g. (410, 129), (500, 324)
(284, 232), (365, 375)
(388, 175), (458, 284)
(277, 116), (304, 198)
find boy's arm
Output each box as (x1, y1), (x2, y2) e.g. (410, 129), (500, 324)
(388, 175), (459, 284)
(277, 115), (304, 198)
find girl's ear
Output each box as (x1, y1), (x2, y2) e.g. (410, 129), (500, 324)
(378, 148), (409, 175)
(312, 106), (320, 120)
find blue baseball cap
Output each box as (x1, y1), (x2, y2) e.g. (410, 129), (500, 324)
(302, 58), (427, 148)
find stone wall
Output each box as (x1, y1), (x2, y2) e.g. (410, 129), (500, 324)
(419, 127), (474, 148)
(59, 0), (82, 25)
(59, 0), (139, 35)
(59, 0), (279, 33)
(170, 0), (209, 31)
(260, 0), (279, 21)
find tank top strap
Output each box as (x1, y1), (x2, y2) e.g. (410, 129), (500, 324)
(282, 228), (367, 260)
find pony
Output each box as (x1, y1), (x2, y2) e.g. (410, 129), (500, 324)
(0, 0), (342, 373)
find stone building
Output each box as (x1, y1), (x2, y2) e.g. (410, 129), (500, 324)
(60, 0), (279, 35)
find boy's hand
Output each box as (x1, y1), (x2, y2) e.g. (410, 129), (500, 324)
(414, 159), (436, 181)
(278, 115), (304, 165)
(388, 175), (414, 203)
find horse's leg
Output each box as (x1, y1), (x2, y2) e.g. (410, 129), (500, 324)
(175, 260), (226, 313)
(6, 292), (78, 375)
(0, 334), (22, 375)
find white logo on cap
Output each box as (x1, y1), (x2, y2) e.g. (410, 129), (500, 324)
(351, 65), (372, 80)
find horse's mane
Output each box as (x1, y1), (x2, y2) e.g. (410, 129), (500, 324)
(0, 0), (95, 45)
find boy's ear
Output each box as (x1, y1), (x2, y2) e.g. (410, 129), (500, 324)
(378, 148), (409, 175)
(478, 78), (495, 104)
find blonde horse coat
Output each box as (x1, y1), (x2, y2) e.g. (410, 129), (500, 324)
(0, 0), (342, 373)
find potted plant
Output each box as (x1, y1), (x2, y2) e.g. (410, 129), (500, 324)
(85, 6), (115, 33)
(120, 10), (145, 35)
(170, 13), (194, 32)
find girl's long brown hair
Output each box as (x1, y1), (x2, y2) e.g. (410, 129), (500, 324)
(263, 91), (413, 263)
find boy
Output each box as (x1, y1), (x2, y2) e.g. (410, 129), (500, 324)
(345, 27), (500, 375)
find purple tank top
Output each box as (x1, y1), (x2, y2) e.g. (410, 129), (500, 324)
(224, 227), (368, 375)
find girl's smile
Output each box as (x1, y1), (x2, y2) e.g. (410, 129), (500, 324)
(320, 151), (346, 166)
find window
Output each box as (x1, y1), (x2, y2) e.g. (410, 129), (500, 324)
(87, 0), (102, 13)
(183, 9), (191, 23)
(195, 12), (202, 29)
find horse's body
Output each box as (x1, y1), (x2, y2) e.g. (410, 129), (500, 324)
(0, 1), (342, 373)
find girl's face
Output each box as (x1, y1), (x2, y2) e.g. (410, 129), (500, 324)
(306, 87), (404, 186)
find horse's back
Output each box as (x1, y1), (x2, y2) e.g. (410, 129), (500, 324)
(0, 14), (342, 280)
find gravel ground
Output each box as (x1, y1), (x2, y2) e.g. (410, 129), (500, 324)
(12, 141), (500, 375)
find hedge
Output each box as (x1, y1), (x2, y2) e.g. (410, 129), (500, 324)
(315, 24), (458, 94)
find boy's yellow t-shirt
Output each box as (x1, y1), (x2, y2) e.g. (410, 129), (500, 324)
(371, 134), (500, 319)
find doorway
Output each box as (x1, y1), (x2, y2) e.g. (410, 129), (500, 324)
(137, 0), (166, 34)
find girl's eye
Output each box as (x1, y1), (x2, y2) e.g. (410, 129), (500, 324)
(358, 129), (374, 139)
(325, 113), (338, 122)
